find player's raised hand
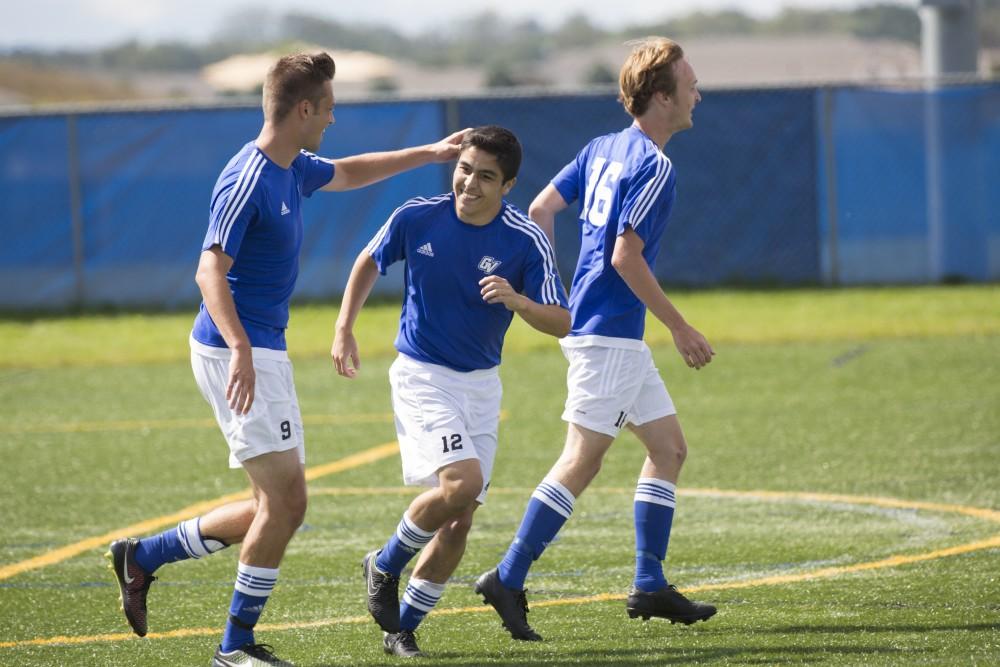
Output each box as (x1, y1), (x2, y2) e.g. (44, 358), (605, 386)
(430, 128), (472, 161)
(671, 323), (715, 370)
(331, 330), (361, 378)
(479, 274), (526, 312)
(226, 347), (256, 414)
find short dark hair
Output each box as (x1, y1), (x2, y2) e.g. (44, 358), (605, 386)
(460, 125), (522, 182)
(263, 52), (336, 122)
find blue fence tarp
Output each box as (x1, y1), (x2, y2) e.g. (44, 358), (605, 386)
(0, 115), (76, 306)
(815, 84), (1000, 284)
(1, 83), (998, 311)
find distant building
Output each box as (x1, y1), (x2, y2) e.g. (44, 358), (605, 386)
(201, 48), (397, 96)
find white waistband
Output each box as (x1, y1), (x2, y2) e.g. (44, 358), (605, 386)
(189, 335), (290, 362)
(395, 353), (499, 380)
(559, 334), (647, 352)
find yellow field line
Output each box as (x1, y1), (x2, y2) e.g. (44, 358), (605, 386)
(0, 412), (516, 581)
(682, 487), (1000, 524)
(307, 485), (1000, 523)
(0, 442), (400, 582)
(0, 413), (396, 435)
(2, 487), (998, 650)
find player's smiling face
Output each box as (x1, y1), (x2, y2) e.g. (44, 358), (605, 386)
(303, 81), (335, 152)
(452, 146), (515, 226)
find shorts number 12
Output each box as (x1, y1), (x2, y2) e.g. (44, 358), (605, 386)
(441, 433), (463, 453)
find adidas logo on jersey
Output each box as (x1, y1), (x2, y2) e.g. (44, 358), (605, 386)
(280, 201), (290, 216)
(417, 242), (434, 257)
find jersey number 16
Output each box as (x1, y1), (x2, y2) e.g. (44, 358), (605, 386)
(581, 158), (623, 228)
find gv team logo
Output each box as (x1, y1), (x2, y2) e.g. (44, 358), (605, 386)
(478, 256), (502, 274)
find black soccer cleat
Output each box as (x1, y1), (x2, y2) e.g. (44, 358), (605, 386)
(626, 584), (717, 625)
(363, 549), (401, 633)
(106, 537), (156, 637)
(211, 642), (295, 666)
(383, 629), (424, 658)
(474, 568), (542, 641)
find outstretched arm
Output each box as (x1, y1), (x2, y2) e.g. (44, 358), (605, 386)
(479, 275), (571, 338)
(528, 184), (569, 248)
(611, 228), (714, 369)
(195, 247), (256, 413)
(331, 252), (381, 378)
(321, 128), (470, 192)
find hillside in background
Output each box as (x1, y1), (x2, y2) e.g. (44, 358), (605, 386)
(1, 3), (998, 106)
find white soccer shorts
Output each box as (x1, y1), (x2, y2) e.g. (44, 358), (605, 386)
(388, 353), (500, 504)
(190, 337), (305, 468)
(560, 337), (676, 438)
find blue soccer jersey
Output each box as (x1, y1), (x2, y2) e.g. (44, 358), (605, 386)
(551, 125), (677, 341)
(192, 142), (334, 351)
(366, 193), (568, 372)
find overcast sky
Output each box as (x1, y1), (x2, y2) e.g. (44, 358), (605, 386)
(3, 0), (905, 50)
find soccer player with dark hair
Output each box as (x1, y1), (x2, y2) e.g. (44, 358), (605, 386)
(106, 51), (467, 667)
(332, 125), (570, 658)
(475, 37), (718, 641)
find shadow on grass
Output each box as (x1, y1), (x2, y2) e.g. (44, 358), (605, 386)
(765, 622), (1000, 634)
(307, 642), (924, 667)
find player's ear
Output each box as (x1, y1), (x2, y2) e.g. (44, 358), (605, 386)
(297, 98), (311, 119)
(501, 177), (517, 195)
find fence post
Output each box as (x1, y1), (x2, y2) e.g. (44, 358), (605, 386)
(820, 87), (840, 286)
(443, 97), (461, 192)
(66, 113), (85, 308)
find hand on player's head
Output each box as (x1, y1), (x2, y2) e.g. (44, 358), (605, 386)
(433, 127), (473, 161)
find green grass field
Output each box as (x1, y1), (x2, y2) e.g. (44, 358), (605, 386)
(1, 286), (998, 666)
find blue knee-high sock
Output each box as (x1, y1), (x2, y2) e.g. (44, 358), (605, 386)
(220, 562), (278, 652)
(375, 513), (436, 578)
(399, 578), (446, 631)
(633, 478), (676, 592)
(134, 517), (228, 574)
(498, 477), (575, 591)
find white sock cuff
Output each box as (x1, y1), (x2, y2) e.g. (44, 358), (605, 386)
(531, 476), (576, 519)
(397, 513), (436, 550)
(177, 517), (226, 559)
(235, 562), (279, 597)
(402, 577), (446, 612)
(634, 477), (677, 508)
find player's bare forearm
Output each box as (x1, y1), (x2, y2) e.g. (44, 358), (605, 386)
(195, 247), (256, 411)
(529, 184), (569, 247)
(611, 230), (714, 369)
(323, 128), (470, 191)
(195, 248), (251, 353)
(518, 301), (571, 338)
(335, 253), (379, 333)
(332, 253), (380, 377)
(479, 274), (570, 337)
(611, 229), (685, 331)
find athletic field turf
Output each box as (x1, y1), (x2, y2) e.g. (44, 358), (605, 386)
(1, 286), (997, 665)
